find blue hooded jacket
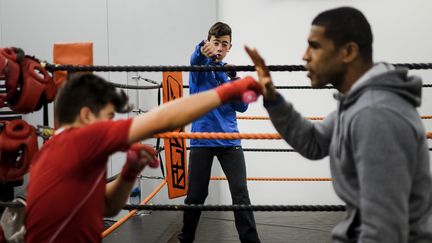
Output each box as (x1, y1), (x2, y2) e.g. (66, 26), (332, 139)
(189, 41), (247, 147)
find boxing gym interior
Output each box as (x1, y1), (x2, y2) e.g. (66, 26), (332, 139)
(1, 0), (431, 242)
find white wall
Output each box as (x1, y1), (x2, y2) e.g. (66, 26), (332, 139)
(215, 0), (432, 205)
(0, 0), (217, 205)
(1, 0), (431, 206)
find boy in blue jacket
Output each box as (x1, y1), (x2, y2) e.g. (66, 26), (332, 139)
(178, 22), (261, 243)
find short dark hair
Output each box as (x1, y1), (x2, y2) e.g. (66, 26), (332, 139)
(207, 22), (232, 42)
(55, 73), (132, 126)
(312, 7), (373, 62)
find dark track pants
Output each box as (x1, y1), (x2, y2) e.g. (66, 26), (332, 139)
(178, 147), (260, 243)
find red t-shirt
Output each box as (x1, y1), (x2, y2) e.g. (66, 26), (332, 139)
(25, 119), (132, 243)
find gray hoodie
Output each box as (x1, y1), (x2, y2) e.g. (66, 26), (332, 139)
(264, 63), (432, 243)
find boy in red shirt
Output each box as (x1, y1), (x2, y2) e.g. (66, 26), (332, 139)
(25, 72), (261, 243)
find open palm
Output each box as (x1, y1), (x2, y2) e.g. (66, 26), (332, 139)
(244, 46), (277, 100)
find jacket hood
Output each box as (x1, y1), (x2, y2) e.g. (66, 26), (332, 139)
(340, 63), (422, 108)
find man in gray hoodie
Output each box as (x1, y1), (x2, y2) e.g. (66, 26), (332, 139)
(246, 6), (432, 243)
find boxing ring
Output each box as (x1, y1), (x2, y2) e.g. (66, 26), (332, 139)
(62, 63), (430, 243)
(1, 59), (432, 242)
(45, 63), (432, 242)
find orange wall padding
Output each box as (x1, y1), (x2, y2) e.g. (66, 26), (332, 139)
(53, 42), (93, 87)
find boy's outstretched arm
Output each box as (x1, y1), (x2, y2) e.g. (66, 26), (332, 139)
(127, 76), (261, 144)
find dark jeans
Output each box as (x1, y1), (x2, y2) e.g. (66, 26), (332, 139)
(178, 147), (260, 243)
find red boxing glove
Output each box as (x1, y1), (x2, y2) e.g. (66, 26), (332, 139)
(214, 76), (262, 103)
(120, 144), (160, 182)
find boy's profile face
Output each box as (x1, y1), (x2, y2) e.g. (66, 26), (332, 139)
(86, 103), (116, 125)
(209, 35), (231, 62)
(97, 103), (116, 121)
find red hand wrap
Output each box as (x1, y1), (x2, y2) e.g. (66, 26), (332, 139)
(120, 143), (159, 182)
(214, 76), (262, 103)
(120, 150), (141, 182)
